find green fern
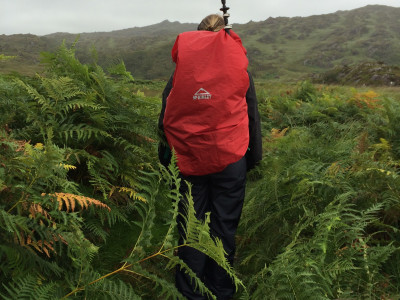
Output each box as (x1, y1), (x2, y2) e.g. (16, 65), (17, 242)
(1, 275), (58, 300)
(238, 83), (400, 298)
(84, 279), (140, 300)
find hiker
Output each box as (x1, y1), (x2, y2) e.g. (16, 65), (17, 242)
(158, 13), (262, 300)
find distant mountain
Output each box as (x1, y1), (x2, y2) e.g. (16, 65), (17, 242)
(1, 5), (400, 82)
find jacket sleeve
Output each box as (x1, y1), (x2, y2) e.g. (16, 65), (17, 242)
(158, 74), (174, 131)
(245, 72), (262, 170)
(158, 74), (174, 166)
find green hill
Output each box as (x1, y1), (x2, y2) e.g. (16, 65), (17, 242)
(312, 61), (400, 86)
(1, 5), (400, 82)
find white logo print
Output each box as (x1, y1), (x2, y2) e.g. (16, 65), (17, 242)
(193, 88), (212, 100)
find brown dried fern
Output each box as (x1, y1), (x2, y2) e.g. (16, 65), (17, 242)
(14, 194), (110, 257)
(28, 203), (54, 226)
(17, 231), (67, 257)
(267, 127), (289, 142)
(0, 135), (27, 152)
(42, 192), (111, 212)
(356, 132), (369, 154)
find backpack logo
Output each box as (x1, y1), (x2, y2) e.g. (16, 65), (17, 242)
(193, 88), (212, 100)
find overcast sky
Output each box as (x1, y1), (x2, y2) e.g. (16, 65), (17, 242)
(1, 0), (400, 36)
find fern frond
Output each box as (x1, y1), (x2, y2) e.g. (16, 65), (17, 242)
(269, 127), (290, 141)
(107, 61), (134, 82)
(42, 192), (111, 212)
(28, 203), (53, 225)
(165, 255), (216, 300)
(123, 262), (188, 300)
(0, 210), (29, 242)
(85, 279), (140, 300)
(111, 187), (146, 203)
(89, 65), (108, 102)
(58, 123), (112, 142)
(179, 183), (244, 292)
(157, 161), (182, 252)
(20, 237), (54, 258)
(14, 79), (53, 114)
(1, 275), (58, 300)
(40, 76), (84, 102)
(83, 219), (109, 242)
(0, 243), (64, 278)
(40, 40), (91, 83)
(95, 203), (130, 227)
(59, 97), (102, 118)
(59, 163), (76, 170)
(16, 231), (67, 258)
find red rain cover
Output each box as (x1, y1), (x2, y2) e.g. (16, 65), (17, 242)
(163, 29), (250, 175)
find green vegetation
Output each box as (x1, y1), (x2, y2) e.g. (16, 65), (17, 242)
(0, 44), (241, 299)
(312, 61), (400, 86)
(237, 82), (400, 298)
(1, 28), (400, 299)
(1, 5), (400, 81)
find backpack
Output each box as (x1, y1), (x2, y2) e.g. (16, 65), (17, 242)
(163, 29), (249, 175)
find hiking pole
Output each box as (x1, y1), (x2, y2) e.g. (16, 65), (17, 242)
(220, 0), (232, 33)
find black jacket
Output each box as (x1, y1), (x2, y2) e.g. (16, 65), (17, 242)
(158, 71), (262, 171)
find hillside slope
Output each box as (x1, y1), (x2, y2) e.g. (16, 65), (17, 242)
(232, 5), (400, 80)
(1, 5), (400, 81)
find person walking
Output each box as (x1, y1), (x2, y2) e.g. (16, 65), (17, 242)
(158, 13), (262, 300)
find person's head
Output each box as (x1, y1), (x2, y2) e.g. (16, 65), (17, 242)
(197, 14), (225, 32)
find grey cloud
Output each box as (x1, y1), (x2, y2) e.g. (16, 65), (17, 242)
(1, 0), (399, 35)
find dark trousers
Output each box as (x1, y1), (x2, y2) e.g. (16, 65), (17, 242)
(176, 156), (247, 300)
